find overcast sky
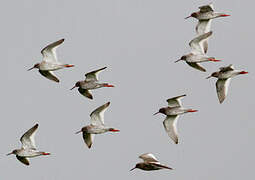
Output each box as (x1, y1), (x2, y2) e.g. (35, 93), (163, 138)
(1, 0), (254, 179)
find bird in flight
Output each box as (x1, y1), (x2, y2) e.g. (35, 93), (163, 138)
(70, 67), (114, 100)
(206, 64), (248, 103)
(28, 39), (74, 82)
(75, 102), (119, 148)
(130, 153), (173, 171)
(7, 124), (50, 166)
(154, 94), (197, 144)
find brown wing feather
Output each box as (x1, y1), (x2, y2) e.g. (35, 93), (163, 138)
(16, 156), (30, 166)
(39, 70), (60, 83)
(78, 88), (93, 99)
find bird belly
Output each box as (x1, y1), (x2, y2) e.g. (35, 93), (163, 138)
(39, 62), (63, 71)
(86, 126), (107, 134)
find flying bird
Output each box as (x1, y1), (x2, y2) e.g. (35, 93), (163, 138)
(75, 102), (119, 148)
(70, 67), (114, 100)
(130, 153), (173, 171)
(6, 124), (50, 166)
(185, 3), (230, 53)
(175, 31), (221, 72)
(154, 95), (197, 144)
(206, 64), (248, 103)
(28, 39), (74, 82)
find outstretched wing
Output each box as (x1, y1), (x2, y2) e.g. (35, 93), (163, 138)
(189, 31), (213, 55)
(85, 67), (107, 81)
(166, 94), (186, 107)
(90, 102), (110, 126)
(78, 88), (93, 100)
(163, 115), (179, 144)
(82, 132), (95, 149)
(216, 79), (231, 104)
(39, 70), (60, 83)
(219, 64), (234, 72)
(16, 156), (30, 166)
(139, 153), (159, 163)
(41, 39), (64, 63)
(186, 62), (206, 72)
(20, 124), (38, 150)
(199, 3), (214, 13)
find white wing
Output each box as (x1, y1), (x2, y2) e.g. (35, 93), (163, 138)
(163, 115), (179, 144)
(41, 39), (64, 63)
(196, 20), (212, 35)
(166, 94), (186, 107)
(20, 124), (38, 149)
(139, 153), (159, 163)
(85, 67), (107, 81)
(216, 79), (231, 104)
(189, 31), (213, 55)
(90, 102), (110, 126)
(83, 132), (95, 149)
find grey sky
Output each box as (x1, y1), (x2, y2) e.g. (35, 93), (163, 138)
(1, 0), (254, 179)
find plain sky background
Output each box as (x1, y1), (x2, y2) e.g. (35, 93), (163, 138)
(1, 0), (254, 179)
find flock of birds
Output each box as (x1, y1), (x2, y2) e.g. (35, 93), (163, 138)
(7, 3), (248, 172)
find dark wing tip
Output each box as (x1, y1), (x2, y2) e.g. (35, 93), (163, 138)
(106, 102), (110, 106)
(59, 39), (65, 43)
(88, 95), (93, 100)
(87, 144), (92, 149)
(24, 162), (30, 166)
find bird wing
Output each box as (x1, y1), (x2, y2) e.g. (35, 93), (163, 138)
(196, 20), (211, 54)
(152, 163), (173, 170)
(41, 39), (64, 63)
(166, 94), (186, 107)
(78, 88), (93, 100)
(139, 153), (159, 163)
(199, 3), (214, 13)
(186, 62), (206, 72)
(85, 67), (107, 81)
(216, 79), (231, 104)
(20, 124), (38, 150)
(219, 64), (234, 72)
(90, 102), (110, 126)
(16, 155), (30, 166)
(163, 115), (179, 144)
(196, 20), (212, 35)
(39, 70), (60, 83)
(82, 132), (95, 149)
(189, 31), (213, 55)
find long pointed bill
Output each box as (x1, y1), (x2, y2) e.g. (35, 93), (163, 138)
(184, 15), (192, 19)
(27, 67), (35, 71)
(70, 86), (77, 90)
(109, 129), (120, 132)
(208, 58), (221, 62)
(220, 14), (230, 17)
(75, 130), (82, 134)
(175, 59), (181, 63)
(130, 167), (136, 171)
(239, 71), (248, 74)
(103, 84), (115, 87)
(206, 75), (212, 79)
(153, 112), (160, 115)
(187, 109), (198, 112)
(6, 152), (13, 156)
